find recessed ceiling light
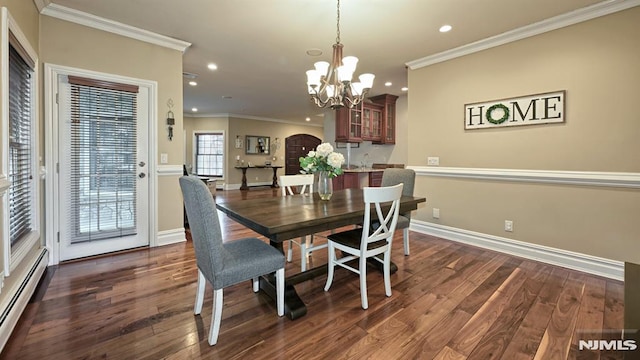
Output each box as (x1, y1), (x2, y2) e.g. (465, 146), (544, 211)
(384, 81), (392, 87)
(188, 81), (197, 86)
(222, 96), (233, 100)
(207, 63), (218, 70)
(401, 87), (409, 92)
(305, 117), (311, 122)
(306, 48), (323, 56)
(439, 25), (452, 33)
(191, 108), (198, 112)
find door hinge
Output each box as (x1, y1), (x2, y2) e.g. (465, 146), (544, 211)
(56, 163), (59, 173)
(57, 231), (60, 243)
(56, 93), (59, 104)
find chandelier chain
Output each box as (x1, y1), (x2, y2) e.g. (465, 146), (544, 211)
(336, 0), (341, 44)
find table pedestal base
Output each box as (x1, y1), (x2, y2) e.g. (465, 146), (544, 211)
(259, 256), (397, 320)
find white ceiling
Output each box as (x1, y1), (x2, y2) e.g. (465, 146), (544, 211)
(45, 0), (611, 124)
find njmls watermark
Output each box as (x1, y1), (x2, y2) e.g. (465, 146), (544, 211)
(578, 340), (637, 351)
(577, 329), (639, 353)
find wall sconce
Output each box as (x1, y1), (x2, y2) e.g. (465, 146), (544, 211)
(235, 135), (243, 149)
(167, 99), (175, 141)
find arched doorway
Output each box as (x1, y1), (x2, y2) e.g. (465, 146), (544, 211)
(285, 134), (322, 175)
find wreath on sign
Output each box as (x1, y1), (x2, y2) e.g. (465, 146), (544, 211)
(486, 103), (510, 124)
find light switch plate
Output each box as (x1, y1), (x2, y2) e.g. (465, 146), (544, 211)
(427, 157), (439, 166)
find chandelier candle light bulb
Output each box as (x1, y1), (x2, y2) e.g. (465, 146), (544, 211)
(305, 0), (374, 109)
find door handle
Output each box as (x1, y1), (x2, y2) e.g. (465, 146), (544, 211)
(139, 161), (146, 167)
(138, 172), (146, 178)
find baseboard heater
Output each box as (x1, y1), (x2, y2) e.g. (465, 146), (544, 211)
(0, 248), (49, 351)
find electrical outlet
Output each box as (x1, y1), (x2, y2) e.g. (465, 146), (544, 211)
(432, 208), (440, 219)
(504, 220), (513, 232)
(427, 157), (439, 166)
(160, 153), (168, 164)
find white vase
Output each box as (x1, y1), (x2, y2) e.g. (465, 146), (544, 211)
(317, 171), (333, 200)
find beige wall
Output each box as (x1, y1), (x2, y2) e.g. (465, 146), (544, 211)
(408, 7), (640, 263)
(184, 116), (324, 187)
(39, 16), (185, 232)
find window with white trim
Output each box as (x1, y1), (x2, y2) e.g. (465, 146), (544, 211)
(193, 132), (224, 177)
(2, 8), (40, 275)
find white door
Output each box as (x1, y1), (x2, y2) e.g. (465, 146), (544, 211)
(58, 74), (149, 261)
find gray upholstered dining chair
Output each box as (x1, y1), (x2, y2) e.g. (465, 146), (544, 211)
(324, 183), (403, 309)
(179, 176), (285, 346)
(380, 168), (416, 255)
(279, 174), (327, 272)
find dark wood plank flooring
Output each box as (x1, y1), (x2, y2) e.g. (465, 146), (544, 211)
(1, 188), (627, 359)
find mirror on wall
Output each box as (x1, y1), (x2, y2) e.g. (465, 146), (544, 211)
(245, 135), (270, 155)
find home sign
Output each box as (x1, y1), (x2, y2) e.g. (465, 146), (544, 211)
(464, 90), (565, 130)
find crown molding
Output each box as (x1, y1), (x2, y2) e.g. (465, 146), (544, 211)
(185, 113), (324, 127)
(407, 0), (640, 70)
(39, 3), (191, 53)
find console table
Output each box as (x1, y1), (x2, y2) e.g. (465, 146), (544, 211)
(235, 166), (282, 190)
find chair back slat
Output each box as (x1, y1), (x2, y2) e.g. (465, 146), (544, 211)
(279, 174), (314, 197)
(361, 184), (403, 246)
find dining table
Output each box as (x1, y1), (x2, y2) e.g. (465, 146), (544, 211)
(216, 188), (426, 319)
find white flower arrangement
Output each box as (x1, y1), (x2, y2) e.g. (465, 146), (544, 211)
(299, 143), (345, 178)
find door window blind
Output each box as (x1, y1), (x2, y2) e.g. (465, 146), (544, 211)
(8, 40), (34, 246)
(67, 76), (139, 243)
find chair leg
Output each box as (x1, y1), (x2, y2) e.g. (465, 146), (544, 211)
(208, 289), (224, 346)
(194, 269), (206, 315)
(276, 268), (285, 316)
(359, 256), (368, 310)
(324, 243), (335, 291)
(300, 237), (307, 272)
(403, 228), (410, 255)
(252, 277), (259, 292)
(287, 240), (293, 262)
(383, 251), (392, 297)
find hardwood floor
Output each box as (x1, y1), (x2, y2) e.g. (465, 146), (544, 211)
(1, 188), (627, 359)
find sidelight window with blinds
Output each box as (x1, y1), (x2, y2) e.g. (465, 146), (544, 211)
(8, 31), (36, 250)
(66, 76), (139, 243)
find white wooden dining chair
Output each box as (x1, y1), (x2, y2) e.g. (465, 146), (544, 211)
(324, 183), (403, 309)
(279, 174), (327, 272)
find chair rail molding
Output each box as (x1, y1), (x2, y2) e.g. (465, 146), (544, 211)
(408, 166), (640, 189)
(157, 164), (183, 176)
(411, 220), (624, 281)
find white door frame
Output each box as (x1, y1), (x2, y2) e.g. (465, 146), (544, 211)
(44, 63), (158, 265)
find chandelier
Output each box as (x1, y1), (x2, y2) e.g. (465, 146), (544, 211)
(305, 0), (375, 109)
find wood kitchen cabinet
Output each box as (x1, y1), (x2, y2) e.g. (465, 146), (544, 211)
(335, 94), (398, 144)
(362, 102), (383, 142)
(369, 94), (399, 144)
(335, 104), (363, 143)
(332, 172), (360, 190)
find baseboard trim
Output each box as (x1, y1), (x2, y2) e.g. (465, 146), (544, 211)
(410, 220), (624, 281)
(0, 248), (49, 351)
(156, 228), (186, 246)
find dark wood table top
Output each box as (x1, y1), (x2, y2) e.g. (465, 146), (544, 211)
(216, 188), (426, 243)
